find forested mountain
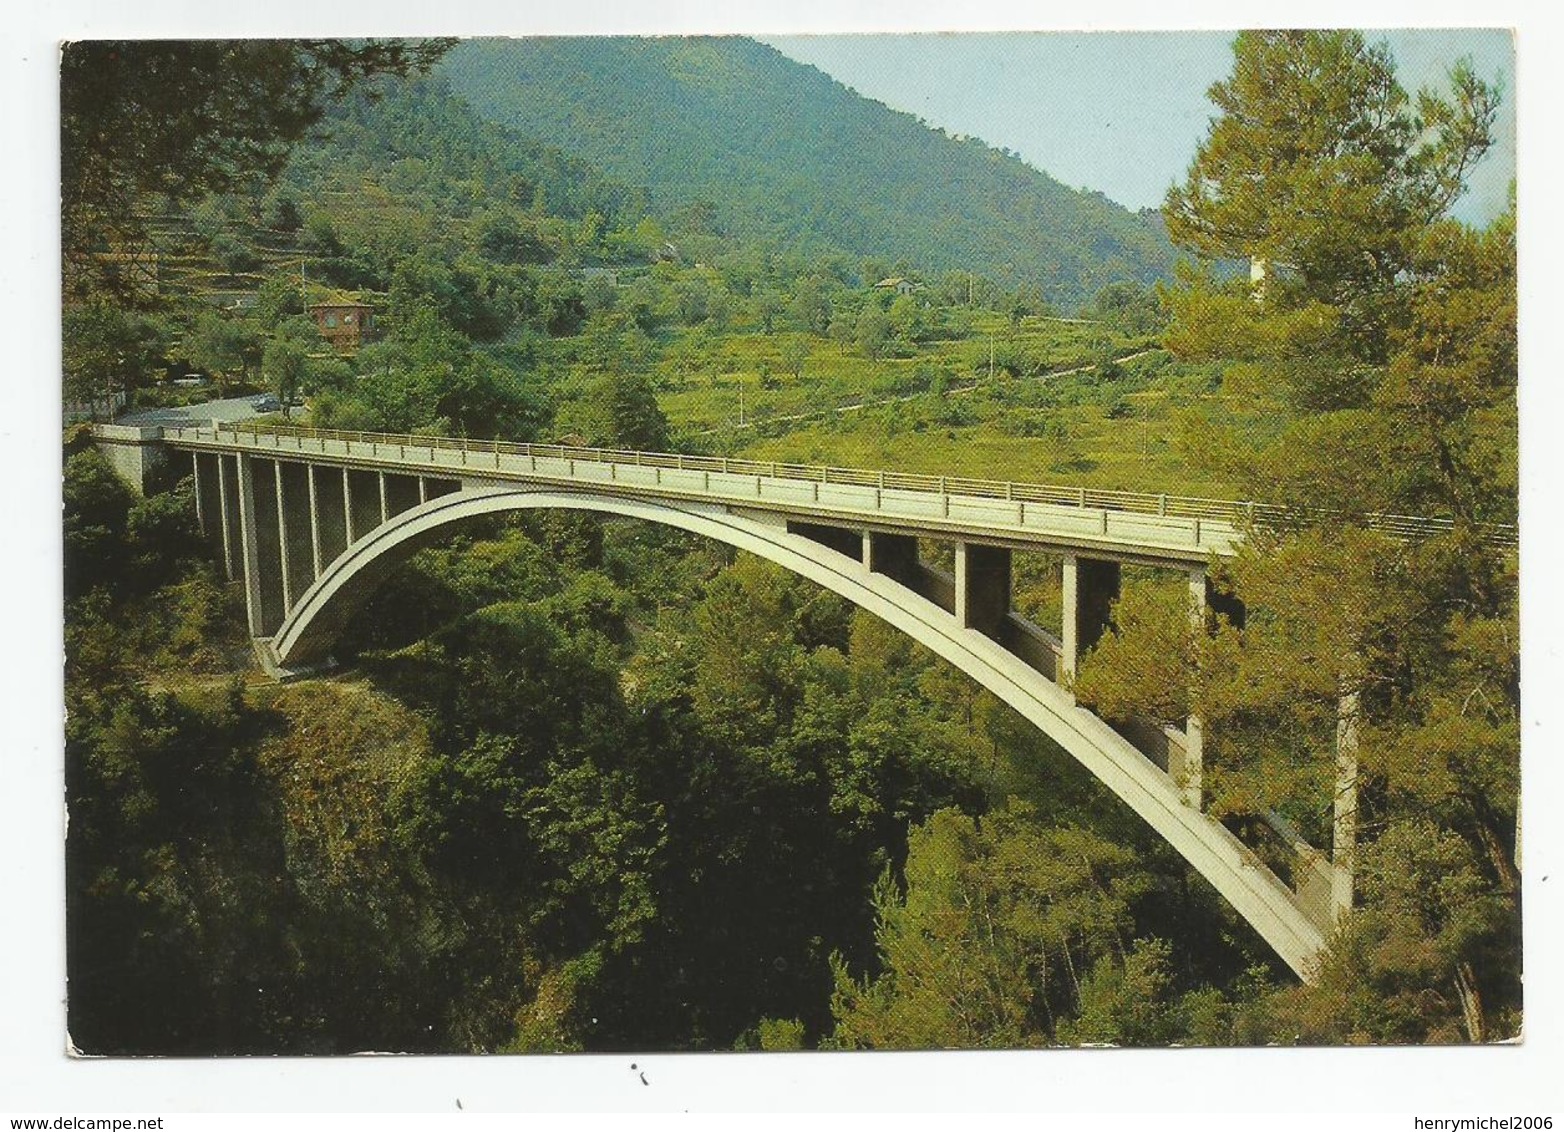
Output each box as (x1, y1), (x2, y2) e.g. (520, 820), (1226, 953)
(440, 37), (1177, 305)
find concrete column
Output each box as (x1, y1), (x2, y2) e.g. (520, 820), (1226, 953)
(1181, 567), (1207, 809)
(248, 458), (287, 636)
(343, 465), (356, 545)
(378, 471), (389, 526)
(191, 452), (205, 533)
(418, 476), (428, 504)
(308, 464), (324, 579)
(235, 454), (267, 637)
(193, 452), (226, 568)
(1060, 554), (1120, 682)
(216, 454), (238, 581)
(274, 461), (293, 611)
(955, 543), (1011, 635)
(863, 530), (920, 584)
(314, 467), (350, 566)
(347, 470), (381, 543)
(1333, 679), (1360, 919)
(276, 461), (314, 609)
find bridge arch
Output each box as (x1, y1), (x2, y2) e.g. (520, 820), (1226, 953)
(269, 484), (1329, 979)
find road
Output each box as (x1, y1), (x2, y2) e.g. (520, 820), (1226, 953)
(117, 395), (273, 428)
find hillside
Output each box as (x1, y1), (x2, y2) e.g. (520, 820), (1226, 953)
(441, 37), (1177, 306)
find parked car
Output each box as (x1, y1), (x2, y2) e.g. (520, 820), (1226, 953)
(252, 395), (282, 412)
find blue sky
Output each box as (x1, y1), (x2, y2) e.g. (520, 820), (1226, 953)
(764, 30), (1516, 226)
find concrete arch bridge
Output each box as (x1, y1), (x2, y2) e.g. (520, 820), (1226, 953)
(94, 420), (1451, 983)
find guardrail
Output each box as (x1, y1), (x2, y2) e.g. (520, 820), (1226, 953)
(162, 420), (1517, 550)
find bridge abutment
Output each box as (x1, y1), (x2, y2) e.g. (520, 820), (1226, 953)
(87, 424), (170, 495)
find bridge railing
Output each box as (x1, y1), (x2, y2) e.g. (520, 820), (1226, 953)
(172, 421), (1517, 549)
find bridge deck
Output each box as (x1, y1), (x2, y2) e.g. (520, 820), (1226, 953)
(162, 423), (1249, 563)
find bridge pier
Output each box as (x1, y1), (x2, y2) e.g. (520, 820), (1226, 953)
(1181, 567), (1208, 809)
(1060, 553), (1119, 683)
(315, 466), (350, 566)
(955, 542), (1011, 637)
(235, 454), (268, 637)
(86, 424), (169, 495)
(346, 469), (380, 544)
(191, 451), (206, 532)
(192, 451), (226, 569)
(217, 453), (241, 580)
(1334, 680), (1360, 919)
(862, 530), (918, 583)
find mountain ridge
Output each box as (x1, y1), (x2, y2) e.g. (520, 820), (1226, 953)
(440, 36), (1177, 306)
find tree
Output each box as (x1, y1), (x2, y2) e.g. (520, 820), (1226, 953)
(829, 804), (1150, 1049)
(187, 311), (261, 393)
(1129, 31), (1520, 1041)
(1088, 281), (1165, 336)
(789, 275), (833, 336)
(62, 39), (454, 300)
(62, 302), (168, 417)
(252, 273), (307, 330)
(854, 302), (891, 360)
(262, 336), (307, 419)
(554, 370), (669, 451)
(779, 334), (809, 381)
(478, 212), (556, 265)
(1164, 30), (1497, 354)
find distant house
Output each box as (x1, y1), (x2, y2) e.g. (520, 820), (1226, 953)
(308, 295), (377, 350)
(874, 277), (918, 296)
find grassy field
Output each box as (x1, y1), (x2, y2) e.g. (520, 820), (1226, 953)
(650, 316), (1244, 501)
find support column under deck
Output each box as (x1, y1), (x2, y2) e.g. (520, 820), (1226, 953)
(307, 465), (323, 579)
(1180, 567), (1207, 809)
(1060, 554), (1120, 683)
(276, 461), (315, 611)
(315, 466), (350, 566)
(245, 459), (286, 636)
(955, 542), (1011, 636)
(191, 452), (205, 533)
(217, 453), (240, 581)
(346, 469), (380, 545)
(863, 530), (920, 585)
(1334, 680), (1360, 919)
(234, 455), (268, 637)
(193, 451), (225, 559)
